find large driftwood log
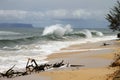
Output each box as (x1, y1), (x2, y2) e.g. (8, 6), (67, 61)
(0, 58), (84, 79)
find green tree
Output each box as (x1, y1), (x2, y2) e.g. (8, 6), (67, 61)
(106, 1), (120, 31)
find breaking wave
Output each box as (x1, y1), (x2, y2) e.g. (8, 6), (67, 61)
(42, 24), (104, 39)
(0, 24), (104, 48)
(42, 24), (73, 38)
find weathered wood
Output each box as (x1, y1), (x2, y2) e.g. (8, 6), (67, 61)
(70, 65), (84, 67)
(0, 65), (15, 78)
(0, 58), (84, 79)
(53, 60), (65, 68)
(31, 59), (38, 67)
(5, 65), (15, 78)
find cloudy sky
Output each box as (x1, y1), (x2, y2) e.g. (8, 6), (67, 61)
(0, 0), (117, 28)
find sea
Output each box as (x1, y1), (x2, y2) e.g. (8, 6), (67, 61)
(0, 24), (118, 72)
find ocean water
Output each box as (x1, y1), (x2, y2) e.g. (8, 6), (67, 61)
(0, 24), (118, 72)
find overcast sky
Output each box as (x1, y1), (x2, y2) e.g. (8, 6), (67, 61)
(0, 0), (117, 27)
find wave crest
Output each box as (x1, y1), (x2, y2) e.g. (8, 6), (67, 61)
(42, 24), (73, 38)
(91, 30), (104, 36)
(0, 31), (21, 35)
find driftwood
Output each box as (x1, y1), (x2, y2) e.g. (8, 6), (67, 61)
(52, 60), (64, 68)
(0, 58), (84, 79)
(70, 65), (84, 67)
(0, 65), (15, 78)
(26, 58), (52, 72)
(0, 65), (28, 78)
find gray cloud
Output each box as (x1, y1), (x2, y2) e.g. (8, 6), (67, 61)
(0, 9), (105, 22)
(0, 0), (115, 11)
(0, 10), (44, 21)
(0, 0), (116, 27)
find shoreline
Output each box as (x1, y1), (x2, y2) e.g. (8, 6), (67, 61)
(40, 39), (119, 80)
(1, 39), (119, 80)
(47, 40), (115, 61)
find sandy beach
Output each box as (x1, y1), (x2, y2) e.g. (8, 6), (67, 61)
(1, 39), (120, 80)
(0, 0), (118, 80)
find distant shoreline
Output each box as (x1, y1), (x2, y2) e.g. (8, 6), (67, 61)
(0, 23), (33, 28)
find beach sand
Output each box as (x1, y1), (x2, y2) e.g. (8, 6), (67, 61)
(2, 40), (120, 80)
(38, 40), (118, 80)
(39, 67), (116, 80)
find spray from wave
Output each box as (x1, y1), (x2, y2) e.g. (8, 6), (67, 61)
(42, 24), (104, 39)
(83, 29), (92, 38)
(42, 24), (73, 38)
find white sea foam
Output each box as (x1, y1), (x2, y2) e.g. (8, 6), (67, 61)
(0, 25), (117, 72)
(58, 48), (110, 53)
(42, 24), (73, 38)
(83, 29), (92, 38)
(0, 31), (21, 35)
(91, 30), (104, 36)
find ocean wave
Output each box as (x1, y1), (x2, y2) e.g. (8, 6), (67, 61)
(0, 31), (21, 35)
(0, 36), (40, 48)
(0, 25), (105, 48)
(42, 24), (73, 38)
(91, 30), (104, 36)
(0, 26), (116, 72)
(42, 24), (104, 39)
(66, 29), (104, 38)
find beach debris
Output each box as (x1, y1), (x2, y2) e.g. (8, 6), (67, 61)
(0, 65), (15, 78)
(70, 65), (84, 67)
(26, 58), (52, 72)
(102, 43), (110, 46)
(0, 58), (84, 79)
(0, 65), (28, 78)
(52, 60), (65, 68)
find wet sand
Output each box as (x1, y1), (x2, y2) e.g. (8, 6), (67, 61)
(40, 40), (118, 80)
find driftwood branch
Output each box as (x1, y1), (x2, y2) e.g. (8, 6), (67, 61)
(70, 65), (84, 67)
(0, 58), (84, 79)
